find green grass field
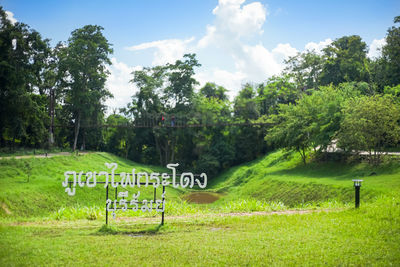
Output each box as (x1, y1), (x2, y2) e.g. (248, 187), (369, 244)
(1, 196), (399, 266)
(1, 151), (399, 265)
(208, 150), (400, 205)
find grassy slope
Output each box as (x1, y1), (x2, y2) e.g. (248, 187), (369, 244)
(2, 150), (400, 218)
(208, 150), (400, 206)
(0, 153), (183, 218)
(0, 151), (399, 265)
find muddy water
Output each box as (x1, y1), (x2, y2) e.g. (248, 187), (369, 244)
(182, 192), (221, 204)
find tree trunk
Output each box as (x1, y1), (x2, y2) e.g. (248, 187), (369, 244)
(171, 137), (176, 163)
(299, 147), (306, 165)
(48, 129), (54, 148)
(125, 142), (129, 159)
(48, 88), (55, 147)
(73, 112), (81, 151)
(165, 141), (169, 165)
(368, 150), (372, 164)
(155, 135), (163, 165)
(82, 129), (86, 151)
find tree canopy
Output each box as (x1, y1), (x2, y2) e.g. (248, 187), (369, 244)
(1, 8), (400, 172)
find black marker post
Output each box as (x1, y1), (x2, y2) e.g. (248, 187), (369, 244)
(352, 179), (363, 208)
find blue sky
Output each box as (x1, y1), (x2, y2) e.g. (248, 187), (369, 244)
(2, 0), (399, 110)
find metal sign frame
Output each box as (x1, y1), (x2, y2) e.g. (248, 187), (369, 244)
(67, 177), (166, 225)
(104, 182), (165, 225)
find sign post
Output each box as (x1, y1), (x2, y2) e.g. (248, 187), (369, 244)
(63, 163), (207, 226)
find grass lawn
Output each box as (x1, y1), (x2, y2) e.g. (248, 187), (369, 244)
(0, 195), (399, 266)
(209, 150), (400, 205)
(1, 150), (399, 265)
(0, 152), (184, 219)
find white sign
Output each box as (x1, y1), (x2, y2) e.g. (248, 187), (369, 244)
(62, 163), (207, 218)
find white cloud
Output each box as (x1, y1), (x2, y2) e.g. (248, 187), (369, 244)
(195, 0), (296, 89)
(122, 0), (298, 100)
(368, 38), (386, 58)
(197, 25), (217, 49)
(194, 42), (298, 98)
(125, 37), (195, 66)
(304, 38), (332, 54)
(198, 0), (266, 48)
(105, 57), (142, 113)
(241, 44), (290, 79)
(272, 43), (298, 62)
(5, 11), (17, 25)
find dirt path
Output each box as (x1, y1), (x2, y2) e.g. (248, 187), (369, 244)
(5, 208), (340, 228)
(0, 151), (91, 160)
(116, 208), (337, 224)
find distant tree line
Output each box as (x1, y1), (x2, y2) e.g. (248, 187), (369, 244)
(1, 6), (399, 171)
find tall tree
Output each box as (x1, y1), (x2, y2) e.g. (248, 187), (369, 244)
(0, 7), (51, 148)
(337, 95), (400, 164)
(128, 54), (201, 166)
(284, 50), (324, 91)
(232, 84), (267, 163)
(379, 16), (400, 87)
(320, 35), (369, 85)
(200, 82), (228, 101)
(58, 25), (113, 151)
(264, 85), (354, 164)
(257, 75), (299, 116)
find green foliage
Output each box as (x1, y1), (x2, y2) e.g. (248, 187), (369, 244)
(234, 84), (259, 120)
(58, 25), (113, 151)
(200, 82), (228, 100)
(257, 75), (299, 116)
(0, 7), (51, 148)
(104, 114), (130, 158)
(284, 50), (324, 91)
(380, 16), (400, 87)
(320, 35), (369, 85)
(126, 54), (201, 167)
(337, 95), (400, 164)
(164, 53), (201, 111)
(264, 82), (396, 164)
(384, 84), (400, 99)
(2, 11), (400, 181)
(265, 86), (343, 164)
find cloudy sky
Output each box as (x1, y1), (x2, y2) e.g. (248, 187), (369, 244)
(3, 0), (399, 111)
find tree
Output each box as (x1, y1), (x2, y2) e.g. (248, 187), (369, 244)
(320, 35), (369, 85)
(379, 16), (400, 88)
(284, 50), (324, 91)
(128, 54), (201, 166)
(234, 84), (259, 120)
(104, 114), (131, 158)
(58, 25), (113, 151)
(191, 91), (233, 175)
(232, 84), (267, 163)
(257, 75), (299, 116)
(200, 82), (228, 101)
(0, 7), (51, 148)
(337, 95), (400, 164)
(265, 102), (311, 164)
(264, 85), (351, 164)
(384, 84), (400, 99)
(127, 65), (165, 164)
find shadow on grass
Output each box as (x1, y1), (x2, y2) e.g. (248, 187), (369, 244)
(95, 223), (165, 236)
